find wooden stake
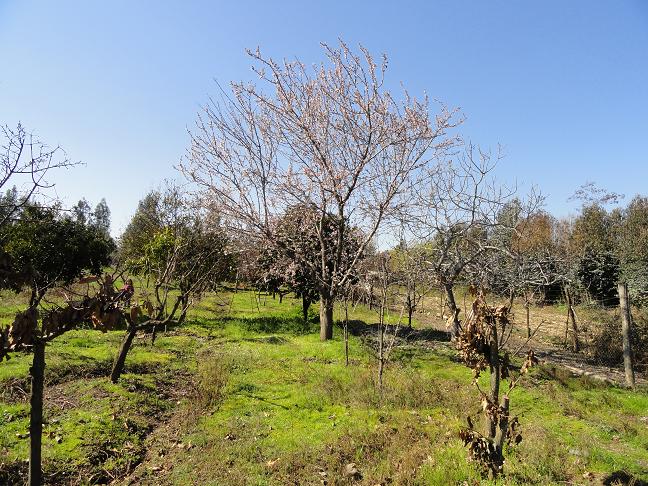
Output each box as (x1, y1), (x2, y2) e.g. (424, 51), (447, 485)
(618, 282), (636, 389)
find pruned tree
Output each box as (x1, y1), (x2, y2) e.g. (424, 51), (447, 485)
(181, 41), (461, 340)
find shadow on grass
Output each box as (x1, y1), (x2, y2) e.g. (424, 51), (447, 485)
(603, 471), (648, 486)
(220, 315), (318, 335)
(343, 319), (451, 343)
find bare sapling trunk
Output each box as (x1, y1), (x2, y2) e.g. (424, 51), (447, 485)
(377, 275), (388, 393)
(406, 293), (414, 328)
(344, 300), (350, 367)
(29, 338), (45, 486)
(493, 396), (510, 456)
(618, 282), (636, 388)
(524, 292), (531, 339)
(111, 326), (138, 383)
(319, 294), (334, 341)
(378, 316), (385, 393)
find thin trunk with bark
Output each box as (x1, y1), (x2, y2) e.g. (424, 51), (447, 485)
(378, 323), (385, 392)
(524, 293), (531, 339)
(406, 293), (414, 328)
(111, 326), (138, 383)
(29, 338), (45, 486)
(444, 283), (461, 339)
(344, 301), (350, 366)
(494, 396), (510, 459)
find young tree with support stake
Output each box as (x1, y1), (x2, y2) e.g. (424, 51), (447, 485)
(181, 40), (461, 340)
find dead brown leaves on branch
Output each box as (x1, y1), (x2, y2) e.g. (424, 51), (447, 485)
(0, 276), (140, 362)
(456, 291), (538, 478)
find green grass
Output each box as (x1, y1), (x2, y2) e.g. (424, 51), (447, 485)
(1, 290), (647, 485)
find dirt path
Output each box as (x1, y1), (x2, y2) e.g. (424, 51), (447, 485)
(416, 305), (647, 386)
(352, 297), (646, 387)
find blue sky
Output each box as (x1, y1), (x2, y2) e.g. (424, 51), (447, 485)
(1, 1), (647, 235)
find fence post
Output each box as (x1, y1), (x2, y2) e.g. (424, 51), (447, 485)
(618, 282), (636, 389)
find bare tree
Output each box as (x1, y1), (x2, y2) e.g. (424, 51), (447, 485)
(181, 41), (461, 340)
(391, 240), (433, 327)
(0, 123), (74, 227)
(410, 145), (538, 338)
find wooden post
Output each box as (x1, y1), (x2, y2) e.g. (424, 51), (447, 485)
(564, 287), (579, 352)
(618, 282), (636, 388)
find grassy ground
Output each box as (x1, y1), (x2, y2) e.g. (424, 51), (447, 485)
(1, 290), (647, 485)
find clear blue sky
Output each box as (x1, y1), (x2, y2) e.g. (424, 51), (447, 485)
(1, 1), (647, 235)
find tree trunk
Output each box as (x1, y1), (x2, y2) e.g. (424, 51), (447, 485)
(488, 318), (500, 439)
(177, 295), (189, 326)
(440, 291), (445, 318)
(444, 283), (461, 339)
(344, 302), (350, 366)
(618, 282), (636, 388)
(407, 294), (413, 328)
(29, 338), (45, 486)
(494, 395), (510, 463)
(319, 295), (334, 341)
(302, 297), (311, 324)
(525, 299), (531, 339)
(344, 326), (349, 366)
(378, 324), (384, 392)
(111, 327), (137, 383)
